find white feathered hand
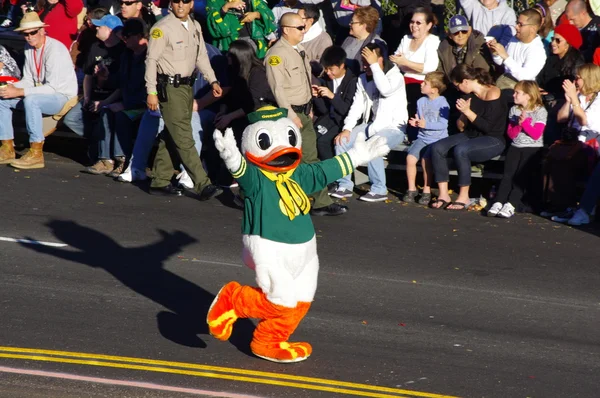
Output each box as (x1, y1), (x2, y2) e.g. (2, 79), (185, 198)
(346, 132), (390, 167)
(214, 128), (242, 172)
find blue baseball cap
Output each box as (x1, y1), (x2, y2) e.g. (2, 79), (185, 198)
(448, 15), (470, 34)
(92, 15), (124, 31)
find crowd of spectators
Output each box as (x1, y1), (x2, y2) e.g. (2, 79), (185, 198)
(0, 0), (598, 225)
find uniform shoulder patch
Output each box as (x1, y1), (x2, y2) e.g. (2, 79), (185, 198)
(267, 55), (282, 66)
(150, 28), (163, 39)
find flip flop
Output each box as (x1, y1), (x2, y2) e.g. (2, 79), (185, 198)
(430, 199), (450, 210)
(446, 201), (468, 211)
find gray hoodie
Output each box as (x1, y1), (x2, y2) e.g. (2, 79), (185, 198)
(459, 0), (516, 47)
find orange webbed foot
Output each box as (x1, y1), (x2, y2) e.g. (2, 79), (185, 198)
(251, 341), (312, 363)
(206, 281), (240, 341)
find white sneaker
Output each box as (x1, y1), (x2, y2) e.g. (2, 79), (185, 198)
(117, 167), (146, 183)
(567, 209), (590, 226)
(487, 202), (503, 217)
(176, 170), (194, 189)
(497, 202), (515, 218)
(1, 19), (13, 28)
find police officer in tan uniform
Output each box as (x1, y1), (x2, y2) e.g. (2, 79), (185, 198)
(145, 0), (223, 200)
(265, 12), (347, 216)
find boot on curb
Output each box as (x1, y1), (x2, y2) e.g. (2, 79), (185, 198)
(10, 142), (44, 169)
(0, 139), (15, 164)
(83, 159), (114, 175)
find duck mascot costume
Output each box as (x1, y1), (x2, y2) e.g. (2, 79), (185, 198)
(207, 106), (390, 363)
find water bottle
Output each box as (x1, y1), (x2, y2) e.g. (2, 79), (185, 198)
(489, 185), (497, 200)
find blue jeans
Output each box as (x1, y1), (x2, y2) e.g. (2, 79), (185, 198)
(431, 133), (505, 186)
(129, 109), (213, 172)
(97, 108), (138, 159)
(580, 161), (600, 214)
(335, 123), (405, 195)
(0, 94), (69, 143)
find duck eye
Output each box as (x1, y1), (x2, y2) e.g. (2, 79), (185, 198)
(257, 131), (272, 150)
(288, 128), (297, 147)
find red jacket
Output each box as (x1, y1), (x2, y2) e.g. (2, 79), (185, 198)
(39, 0), (84, 50)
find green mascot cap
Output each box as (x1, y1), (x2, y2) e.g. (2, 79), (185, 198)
(247, 106), (288, 124)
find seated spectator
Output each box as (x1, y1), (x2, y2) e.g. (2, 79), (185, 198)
(206, 0), (277, 58)
(63, 14), (125, 171)
(92, 17), (148, 178)
(331, 43), (407, 202)
(390, 7), (440, 139)
(489, 8), (547, 89)
(430, 65), (507, 210)
(37, 0), (85, 50)
(542, 63), (600, 218)
(341, 6), (386, 76)
(437, 15), (493, 125)
(312, 45), (358, 160)
(117, 0), (156, 28)
(487, 80), (547, 218)
(536, 23), (584, 142)
(0, 13), (77, 169)
(0, 44), (22, 80)
(384, 0), (431, 51)
(403, 71), (449, 206)
(564, 0), (600, 63)
(298, 3), (332, 74)
(533, 2), (554, 51)
(459, 0), (516, 47)
(544, 0), (567, 25)
(333, 0), (382, 44)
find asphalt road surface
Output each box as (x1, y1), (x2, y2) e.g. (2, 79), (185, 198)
(1, 150), (599, 398)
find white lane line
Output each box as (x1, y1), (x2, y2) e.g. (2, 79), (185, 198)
(191, 259), (243, 268)
(0, 365), (264, 398)
(0, 237), (68, 247)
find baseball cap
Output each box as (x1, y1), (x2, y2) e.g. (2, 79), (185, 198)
(92, 15), (124, 31)
(448, 15), (470, 34)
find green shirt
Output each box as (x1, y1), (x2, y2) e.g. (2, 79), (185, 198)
(232, 153), (354, 244)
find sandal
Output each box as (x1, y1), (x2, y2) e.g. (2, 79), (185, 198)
(446, 201), (468, 211)
(430, 199), (450, 210)
(402, 190), (418, 203)
(418, 193), (432, 206)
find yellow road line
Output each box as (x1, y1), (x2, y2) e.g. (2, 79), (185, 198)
(0, 346), (459, 398)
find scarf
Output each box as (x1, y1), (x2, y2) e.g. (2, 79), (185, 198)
(301, 22), (323, 44)
(452, 45), (467, 65)
(259, 169), (310, 220)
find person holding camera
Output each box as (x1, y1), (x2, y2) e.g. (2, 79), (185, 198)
(205, 0), (277, 59)
(145, 0), (223, 200)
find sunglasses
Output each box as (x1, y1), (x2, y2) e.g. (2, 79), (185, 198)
(452, 30), (468, 36)
(552, 37), (564, 44)
(282, 25), (305, 31)
(120, 0), (139, 5)
(172, 0), (193, 3)
(21, 28), (40, 37)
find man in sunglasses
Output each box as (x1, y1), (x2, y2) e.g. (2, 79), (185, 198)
(0, 12), (77, 169)
(118, 0), (156, 29)
(145, 0), (224, 200)
(265, 12), (348, 216)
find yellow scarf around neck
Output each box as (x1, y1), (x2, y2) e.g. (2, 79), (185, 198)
(259, 169), (310, 220)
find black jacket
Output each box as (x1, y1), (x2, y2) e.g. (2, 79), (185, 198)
(313, 70), (358, 128)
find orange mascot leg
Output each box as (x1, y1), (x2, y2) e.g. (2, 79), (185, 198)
(207, 281), (312, 363)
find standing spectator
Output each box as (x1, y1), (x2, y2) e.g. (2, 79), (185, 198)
(145, 0), (223, 199)
(71, 8), (109, 79)
(459, 0), (516, 47)
(564, 0), (600, 63)
(489, 8), (547, 89)
(206, 0), (277, 58)
(265, 12), (347, 216)
(403, 72), (449, 206)
(390, 7), (440, 139)
(430, 65), (507, 210)
(488, 80), (547, 218)
(437, 15), (493, 126)
(341, 6), (386, 75)
(298, 3), (332, 74)
(544, 0), (567, 25)
(271, 0), (300, 25)
(0, 13), (77, 168)
(93, 17), (149, 178)
(117, 0), (156, 28)
(331, 44), (407, 202)
(37, 0), (84, 50)
(312, 45), (358, 160)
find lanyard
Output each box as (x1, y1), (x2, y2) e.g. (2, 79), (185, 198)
(33, 42), (45, 85)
